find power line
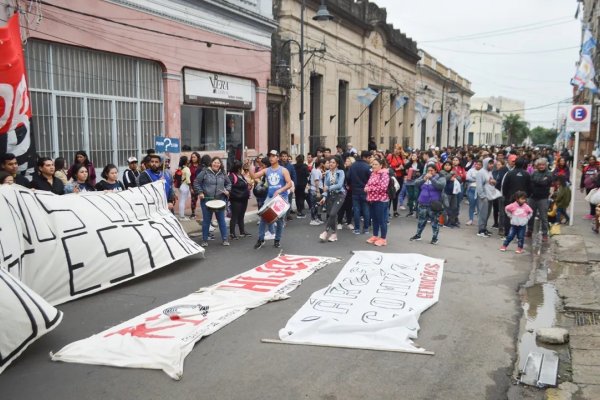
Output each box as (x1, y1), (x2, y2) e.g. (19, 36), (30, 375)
(32, 0), (271, 53)
(420, 16), (574, 43)
(425, 45), (579, 56)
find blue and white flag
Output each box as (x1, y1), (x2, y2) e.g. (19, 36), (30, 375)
(449, 111), (457, 125)
(415, 101), (429, 121)
(571, 53), (598, 93)
(582, 28), (597, 55)
(356, 88), (379, 106)
(394, 96), (409, 110)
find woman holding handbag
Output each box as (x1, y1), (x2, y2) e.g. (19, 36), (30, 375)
(410, 164), (447, 245)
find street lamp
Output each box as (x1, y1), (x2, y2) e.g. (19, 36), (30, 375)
(299, 0), (333, 156)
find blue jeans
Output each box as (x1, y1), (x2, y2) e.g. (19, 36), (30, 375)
(201, 199), (228, 241)
(398, 183), (408, 205)
(369, 201), (388, 239)
(258, 196), (285, 241)
(467, 186), (478, 221)
(352, 193), (370, 232)
(503, 225), (526, 248)
(556, 207), (570, 223)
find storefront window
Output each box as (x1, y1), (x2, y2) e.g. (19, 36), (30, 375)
(244, 111), (255, 150)
(181, 106), (223, 151)
(226, 112), (244, 166)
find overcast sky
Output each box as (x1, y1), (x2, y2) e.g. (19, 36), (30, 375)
(375, 0), (582, 129)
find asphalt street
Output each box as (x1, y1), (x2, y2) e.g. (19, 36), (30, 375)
(0, 206), (534, 400)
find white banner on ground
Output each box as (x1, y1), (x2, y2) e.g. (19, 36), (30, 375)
(278, 251), (444, 353)
(0, 268), (62, 374)
(0, 182), (203, 305)
(51, 255), (337, 380)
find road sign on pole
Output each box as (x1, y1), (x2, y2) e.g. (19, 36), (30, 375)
(566, 105), (591, 132)
(155, 136), (180, 153)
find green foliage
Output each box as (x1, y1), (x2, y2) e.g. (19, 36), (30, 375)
(502, 114), (529, 145)
(529, 126), (558, 145)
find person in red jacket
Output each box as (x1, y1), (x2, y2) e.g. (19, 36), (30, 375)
(581, 155), (600, 219)
(386, 144), (405, 217)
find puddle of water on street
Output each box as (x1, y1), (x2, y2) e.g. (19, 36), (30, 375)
(517, 283), (560, 371)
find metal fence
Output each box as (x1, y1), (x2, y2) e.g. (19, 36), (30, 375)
(25, 40), (164, 169)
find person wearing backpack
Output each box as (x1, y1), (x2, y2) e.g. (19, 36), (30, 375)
(175, 156), (191, 220)
(228, 160), (252, 239)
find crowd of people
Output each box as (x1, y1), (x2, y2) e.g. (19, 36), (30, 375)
(0, 142), (596, 254)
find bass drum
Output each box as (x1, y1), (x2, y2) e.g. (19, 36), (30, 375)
(257, 194), (290, 224)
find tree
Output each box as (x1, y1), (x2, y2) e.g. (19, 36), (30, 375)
(502, 114), (529, 145)
(529, 126), (558, 145)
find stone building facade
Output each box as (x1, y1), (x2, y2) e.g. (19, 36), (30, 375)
(270, 0), (420, 154)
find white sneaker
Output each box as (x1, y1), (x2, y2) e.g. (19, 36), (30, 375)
(310, 220), (320, 226)
(400, 205), (407, 210)
(264, 232), (276, 240)
(466, 220), (473, 226)
(337, 224), (343, 230)
(209, 225), (216, 232)
(319, 231), (329, 242)
(346, 223), (354, 230)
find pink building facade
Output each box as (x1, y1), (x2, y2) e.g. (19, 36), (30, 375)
(4, 0), (275, 169)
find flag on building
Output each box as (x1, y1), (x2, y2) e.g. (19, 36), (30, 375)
(394, 95), (409, 110)
(571, 54), (598, 93)
(415, 102), (429, 121)
(582, 27), (597, 55)
(356, 87), (379, 106)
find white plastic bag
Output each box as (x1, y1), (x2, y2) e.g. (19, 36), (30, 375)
(452, 179), (462, 194)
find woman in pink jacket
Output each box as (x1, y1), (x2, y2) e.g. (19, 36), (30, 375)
(364, 158), (390, 246)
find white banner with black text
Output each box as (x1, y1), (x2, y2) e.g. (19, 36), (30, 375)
(0, 268), (62, 374)
(0, 181), (203, 305)
(278, 251), (444, 353)
(51, 255), (338, 380)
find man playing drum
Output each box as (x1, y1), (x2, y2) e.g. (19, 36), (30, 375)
(250, 150), (293, 249)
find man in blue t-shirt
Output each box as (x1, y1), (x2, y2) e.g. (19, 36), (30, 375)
(138, 154), (175, 210)
(250, 150), (292, 249)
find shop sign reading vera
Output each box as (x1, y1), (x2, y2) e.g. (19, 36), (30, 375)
(183, 68), (254, 109)
(566, 105), (591, 132)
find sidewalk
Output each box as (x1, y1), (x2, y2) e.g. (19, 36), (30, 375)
(542, 193), (600, 400)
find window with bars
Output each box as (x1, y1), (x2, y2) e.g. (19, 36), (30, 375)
(25, 40), (164, 169)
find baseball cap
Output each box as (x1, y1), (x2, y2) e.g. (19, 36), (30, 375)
(127, 157), (138, 163)
(508, 154), (517, 162)
(268, 150), (279, 156)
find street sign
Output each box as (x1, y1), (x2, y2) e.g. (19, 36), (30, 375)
(155, 136), (180, 153)
(566, 105), (591, 132)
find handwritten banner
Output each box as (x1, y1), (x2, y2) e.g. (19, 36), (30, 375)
(0, 181), (203, 305)
(51, 255), (338, 379)
(278, 251), (444, 353)
(0, 268), (62, 375)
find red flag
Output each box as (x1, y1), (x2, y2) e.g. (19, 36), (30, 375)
(0, 14), (35, 173)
